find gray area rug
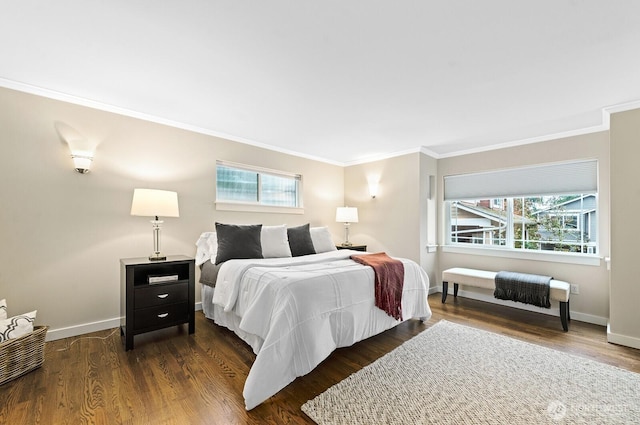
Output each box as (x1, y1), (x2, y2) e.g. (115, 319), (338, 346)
(302, 320), (640, 424)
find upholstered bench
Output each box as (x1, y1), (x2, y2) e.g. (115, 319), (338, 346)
(441, 267), (571, 331)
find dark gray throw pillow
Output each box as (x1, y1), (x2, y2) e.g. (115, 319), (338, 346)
(215, 223), (263, 264)
(287, 223), (316, 257)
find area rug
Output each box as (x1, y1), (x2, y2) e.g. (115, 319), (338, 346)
(302, 320), (640, 424)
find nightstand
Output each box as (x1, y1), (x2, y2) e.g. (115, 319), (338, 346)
(120, 255), (195, 350)
(336, 244), (367, 252)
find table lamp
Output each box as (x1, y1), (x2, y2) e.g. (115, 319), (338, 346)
(130, 188), (179, 261)
(336, 206), (358, 247)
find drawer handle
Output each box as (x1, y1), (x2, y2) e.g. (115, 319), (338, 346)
(157, 313), (169, 318)
(157, 294), (169, 299)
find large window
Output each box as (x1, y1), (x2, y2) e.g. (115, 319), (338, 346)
(449, 195), (597, 254)
(216, 161), (301, 208)
(444, 160), (598, 256)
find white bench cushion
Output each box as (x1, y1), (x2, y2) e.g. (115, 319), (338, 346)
(442, 267), (570, 302)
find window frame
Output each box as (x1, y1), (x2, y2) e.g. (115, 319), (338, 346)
(215, 160), (304, 214)
(444, 194), (601, 266)
(442, 160), (601, 266)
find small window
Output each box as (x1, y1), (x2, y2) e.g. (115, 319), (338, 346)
(216, 161), (301, 208)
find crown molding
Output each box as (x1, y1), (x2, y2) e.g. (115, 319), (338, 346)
(2, 77), (638, 167)
(0, 78), (344, 167)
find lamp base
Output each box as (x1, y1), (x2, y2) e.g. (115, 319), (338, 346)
(149, 254), (167, 261)
(341, 242), (353, 247)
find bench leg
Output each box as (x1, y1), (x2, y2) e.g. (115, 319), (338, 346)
(454, 283), (459, 298)
(442, 281), (448, 303)
(559, 301), (569, 332)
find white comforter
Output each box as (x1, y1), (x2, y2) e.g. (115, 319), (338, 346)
(210, 250), (432, 410)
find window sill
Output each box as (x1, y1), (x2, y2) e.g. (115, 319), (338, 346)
(215, 201), (304, 215)
(441, 245), (602, 266)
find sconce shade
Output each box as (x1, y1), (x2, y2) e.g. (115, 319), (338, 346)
(71, 153), (93, 173)
(336, 207), (358, 223)
(368, 181), (379, 198)
(131, 189), (180, 218)
(55, 123), (98, 174)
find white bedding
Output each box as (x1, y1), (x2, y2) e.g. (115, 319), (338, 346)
(203, 249), (432, 410)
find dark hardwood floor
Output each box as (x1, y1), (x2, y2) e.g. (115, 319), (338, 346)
(2, 293), (639, 424)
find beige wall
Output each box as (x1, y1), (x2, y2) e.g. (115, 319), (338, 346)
(344, 154), (420, 260)
(609, 109), (640, 348)
(437, 132), (611, 323)
(344, 152), (439, 287)
(0, 87), (344, 339)
(2, 84), (630, 343)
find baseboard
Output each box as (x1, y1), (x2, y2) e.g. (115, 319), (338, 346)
(45, 317), (121, 342)
(569, 310), (608, 327)
(45, 302), (204, 342)
(607, 323), (640, 349)
(436, 286), (608, 327)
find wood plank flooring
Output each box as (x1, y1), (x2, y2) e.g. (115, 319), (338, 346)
(1, 293), (639, 424)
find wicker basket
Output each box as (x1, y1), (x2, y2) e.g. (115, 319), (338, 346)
(0, 325), (48, 385)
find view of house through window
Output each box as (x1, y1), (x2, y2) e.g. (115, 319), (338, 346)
(449, 194), (597, 254)
(216, 161), (301, 207)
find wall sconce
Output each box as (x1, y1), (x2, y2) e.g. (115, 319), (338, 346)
(367, 175), (380, 198)
(71, 151), (94, 174)
(368, 181), (379, 198)
(55, 122), (97, 174)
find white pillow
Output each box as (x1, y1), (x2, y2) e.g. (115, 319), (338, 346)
(195, 232), (218, 266)
(310, 226), (337, 253)
(0, 310), (37, 343)
(261, 225), (292, 258)
(0, 299), (6, 319)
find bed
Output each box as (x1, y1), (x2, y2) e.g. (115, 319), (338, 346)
(196, 224), (432, 410)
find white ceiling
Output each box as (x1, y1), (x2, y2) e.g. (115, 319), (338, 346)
(2, 1), (640, 165)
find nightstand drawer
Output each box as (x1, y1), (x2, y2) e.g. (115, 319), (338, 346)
(135, 281), (188, 309)
(134, 302), (189, 330)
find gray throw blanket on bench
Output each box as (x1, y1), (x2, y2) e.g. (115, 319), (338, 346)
(494, 271), (552, 308)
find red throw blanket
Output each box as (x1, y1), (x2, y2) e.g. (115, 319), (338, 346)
(351, 252), (405, 320)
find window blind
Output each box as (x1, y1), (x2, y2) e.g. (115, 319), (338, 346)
(216, 160), (301, 208)
(443, 159), (597, 201)
(216, 160), (301, 180)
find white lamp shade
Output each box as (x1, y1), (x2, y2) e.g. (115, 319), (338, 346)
(368, 181), (379, 198)
(336, 207), (358, 223)
(72, 154), (93, 172)
(131, 189), (180, 217)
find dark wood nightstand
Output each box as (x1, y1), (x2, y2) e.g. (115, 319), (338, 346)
(120, 255), (195, 351)
(336, 244), (367, 252)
